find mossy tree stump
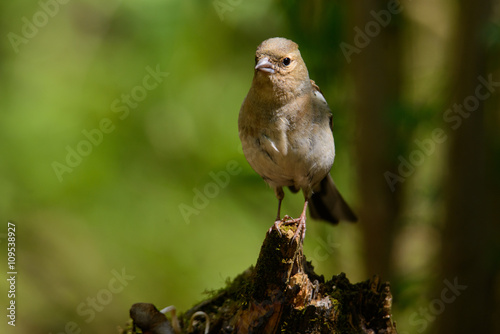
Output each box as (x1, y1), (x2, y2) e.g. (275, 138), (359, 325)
(124, 224), (398, 333)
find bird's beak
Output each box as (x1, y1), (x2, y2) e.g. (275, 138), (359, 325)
(255, 57), (275, 74)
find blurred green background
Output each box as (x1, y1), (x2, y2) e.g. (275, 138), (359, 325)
(0, 0), (499, 333)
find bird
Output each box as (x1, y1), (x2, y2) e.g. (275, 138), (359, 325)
(238, 37), (357, 241)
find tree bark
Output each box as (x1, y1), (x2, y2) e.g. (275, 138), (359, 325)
(123, 224), (398, 334)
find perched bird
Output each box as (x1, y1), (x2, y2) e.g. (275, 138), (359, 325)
(238, 37), (357, 241)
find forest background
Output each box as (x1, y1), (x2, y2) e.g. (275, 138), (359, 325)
(0, 1), (499, 333)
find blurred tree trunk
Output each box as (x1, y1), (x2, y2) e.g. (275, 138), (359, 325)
(277, 0), (407, 280)
(434, 0), (500, 333)
(348, 1), (405, 280)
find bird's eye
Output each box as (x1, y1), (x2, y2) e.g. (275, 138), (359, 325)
(282, 57), (291, 66)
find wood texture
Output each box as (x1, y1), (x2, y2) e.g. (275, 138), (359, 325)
(123, 224), (398, 334)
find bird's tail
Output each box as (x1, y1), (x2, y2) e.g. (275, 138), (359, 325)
(309, 174), (357, 224)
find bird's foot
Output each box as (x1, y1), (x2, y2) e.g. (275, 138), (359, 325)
(269, 214), (306, 242)
(268, 215), (296, 236)
(292, 215), (306, 243)
(282, 215), (306, 243)
(268, 218), (284, 236)
(282, 215), (300, 225)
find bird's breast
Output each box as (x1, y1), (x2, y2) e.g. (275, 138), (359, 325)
(239, 93), (334, 189)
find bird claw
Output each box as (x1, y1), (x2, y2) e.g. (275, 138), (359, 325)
(288, 215), (306, 244)
(293, 219), (306, 243)
(268, 214), (296, 236)
(268, 219), (283, 236)
(269, 215), (306, 244)
(268, 214), (306, 243)
(282, 216), (300, 225)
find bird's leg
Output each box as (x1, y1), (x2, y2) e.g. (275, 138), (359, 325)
(284, 199), (308, 242)
(268, 198), (283, 235)
(269, 188), (285, 235)
(294, 199), (308, 242)
(275, 198), (282, 222)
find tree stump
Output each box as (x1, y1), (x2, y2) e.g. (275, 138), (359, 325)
(122, 224), (398, 333)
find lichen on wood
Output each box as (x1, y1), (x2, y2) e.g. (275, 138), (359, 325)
(122, 224), (398, 334)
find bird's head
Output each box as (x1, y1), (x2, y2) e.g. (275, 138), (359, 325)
(252, 37), (310, 101)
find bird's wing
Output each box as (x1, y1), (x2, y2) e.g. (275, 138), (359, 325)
(310, 79), (333, 130)
(310, 80), (325, 102)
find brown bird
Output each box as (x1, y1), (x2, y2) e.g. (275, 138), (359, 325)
(238, 37), (357, 241)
